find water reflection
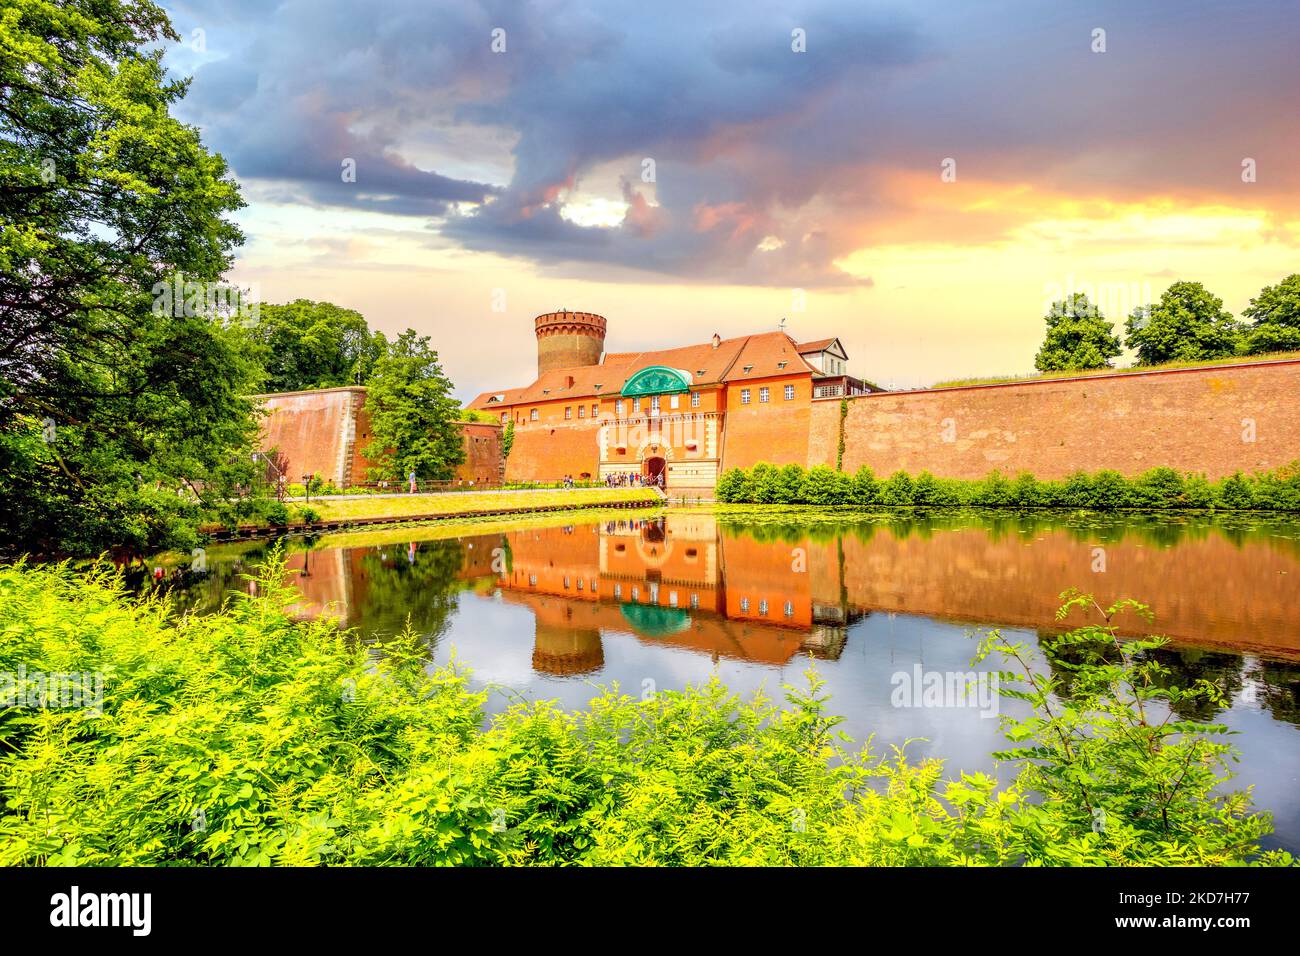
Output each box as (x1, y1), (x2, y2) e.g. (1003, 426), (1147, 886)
(154, 509), (1300, 851)
(161, 510), (1300, 724)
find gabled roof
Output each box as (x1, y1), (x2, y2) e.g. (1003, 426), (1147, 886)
(797, 337), (848, 358)
(468, 331), (818, 409)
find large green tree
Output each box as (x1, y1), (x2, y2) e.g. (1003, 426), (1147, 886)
(244, 299), (387, 392)
(0, 0), (260, 554)
(1241, 274), (1300, 355)
(1033, 293), (1122, 372)
(1124, 281), (1242, 365)
(363, 331), (465, 482)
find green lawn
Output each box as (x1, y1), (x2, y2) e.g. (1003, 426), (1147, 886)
(308, 487), (661, 522)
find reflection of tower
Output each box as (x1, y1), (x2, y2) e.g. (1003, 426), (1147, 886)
(532, 623), (604, 676)
(534, 311), (606, 376)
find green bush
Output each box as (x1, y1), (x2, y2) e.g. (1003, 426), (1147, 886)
(877, 471), (915, 506)
(799, 465), (852, 505)
(773, 464), (806, 504)
(263, 501), (290, 526)
(0, 561), (1289, 866)
(294, 506), (321, 524)
(714, 468), (749, 503)
(851, 466), (878, 505)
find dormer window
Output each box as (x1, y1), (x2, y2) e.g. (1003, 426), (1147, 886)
(777, 361), (787, 369)
(743, 365), (753, 373)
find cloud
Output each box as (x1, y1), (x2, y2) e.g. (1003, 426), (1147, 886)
(166, 0), (1300, 287)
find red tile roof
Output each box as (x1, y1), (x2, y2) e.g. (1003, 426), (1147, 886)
(796, 338), (837, 353)
(469, 331), (817, 409)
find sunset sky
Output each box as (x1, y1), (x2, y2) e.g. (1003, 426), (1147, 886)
(161, 0), (1300, 400)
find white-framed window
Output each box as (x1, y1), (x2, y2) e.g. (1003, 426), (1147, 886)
(591, 404), (598, 417)
(740, 597), (750, 612)
(530, 408), (538, 421)
(564, 407), (572, 419)
(633, 397), (641, 413)
(691, 392), (700, 408)
(784, 601), (794, 617)
(614, 583), (622, 599)
(759, 387), (770, 403)
(784, 384), (795, 401)
(577, 405), (584, 418)
(650, 395), (660, 413)
(529, 573), (537, 586)
(759, 599), (768, 616)
(500, 412), (508, 422)
(740, 389), (751, 405)
(669, 394), (679, 409)
(615, 399), (624, 416)
(690, 593), (699, 609)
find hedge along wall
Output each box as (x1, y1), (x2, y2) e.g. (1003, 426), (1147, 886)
(809, 359), (1300, 480)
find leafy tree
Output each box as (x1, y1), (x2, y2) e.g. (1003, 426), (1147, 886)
(0, 0), (260, 554)
(501, 420), (515, 460)
(244, 300), (387, 392)
(1124, 281), (1242, 364)
(1033, 294), (1122, 372)
(364, 331), (465, 481)
(1241, 273), (1300, 355)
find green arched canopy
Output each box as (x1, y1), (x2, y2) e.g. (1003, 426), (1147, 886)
(621, 365), (692, 397)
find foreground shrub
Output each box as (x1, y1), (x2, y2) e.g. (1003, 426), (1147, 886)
(0, 560), (1289, 867)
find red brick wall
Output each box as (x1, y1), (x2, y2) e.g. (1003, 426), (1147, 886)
(504, 420), (601, 482)
(810, 360), (1300, 479)
(720, 373), (812, 471)
(458, 422), (504, 484)
(259, 388), (358, 486)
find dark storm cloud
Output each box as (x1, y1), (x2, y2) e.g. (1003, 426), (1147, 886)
(165, 0), (1300, 285)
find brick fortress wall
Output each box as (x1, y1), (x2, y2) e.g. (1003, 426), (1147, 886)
(808, 359), (1300, 479)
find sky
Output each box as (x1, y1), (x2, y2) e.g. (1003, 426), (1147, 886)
(160, 0), (1300, 399)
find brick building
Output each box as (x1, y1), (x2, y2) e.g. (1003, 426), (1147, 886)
(469, 310), (867, 494)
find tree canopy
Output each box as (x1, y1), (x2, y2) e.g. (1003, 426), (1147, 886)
(1124, 281), (1241, 365)
(244, 299), (387, 392)
(363, 331), (465, 482)
(0, 0), (260, 554)
(1241, 274), (1300, 355)
(1033, 293), (1122, 372)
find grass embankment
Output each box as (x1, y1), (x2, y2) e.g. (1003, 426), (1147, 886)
(0, 558), (1291, 866)
(929, 350), (1300, 390)
(309, 487), (660, 522)
(203, 487), (662, 533)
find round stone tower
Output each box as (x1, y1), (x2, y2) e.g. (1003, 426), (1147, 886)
(534, 310), (606, 376)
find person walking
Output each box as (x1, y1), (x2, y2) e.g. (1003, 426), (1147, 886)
(408, 470), (417, 494)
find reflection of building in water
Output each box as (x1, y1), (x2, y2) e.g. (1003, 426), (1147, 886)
(486, 513), (860, 672)
(533, 622), (604, 676)
(259, 510), (1300, 684)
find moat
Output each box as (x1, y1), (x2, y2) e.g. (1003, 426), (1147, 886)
(153, 507), (1300, 852)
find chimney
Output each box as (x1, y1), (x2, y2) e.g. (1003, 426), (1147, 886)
(711, 333), (721, 349)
